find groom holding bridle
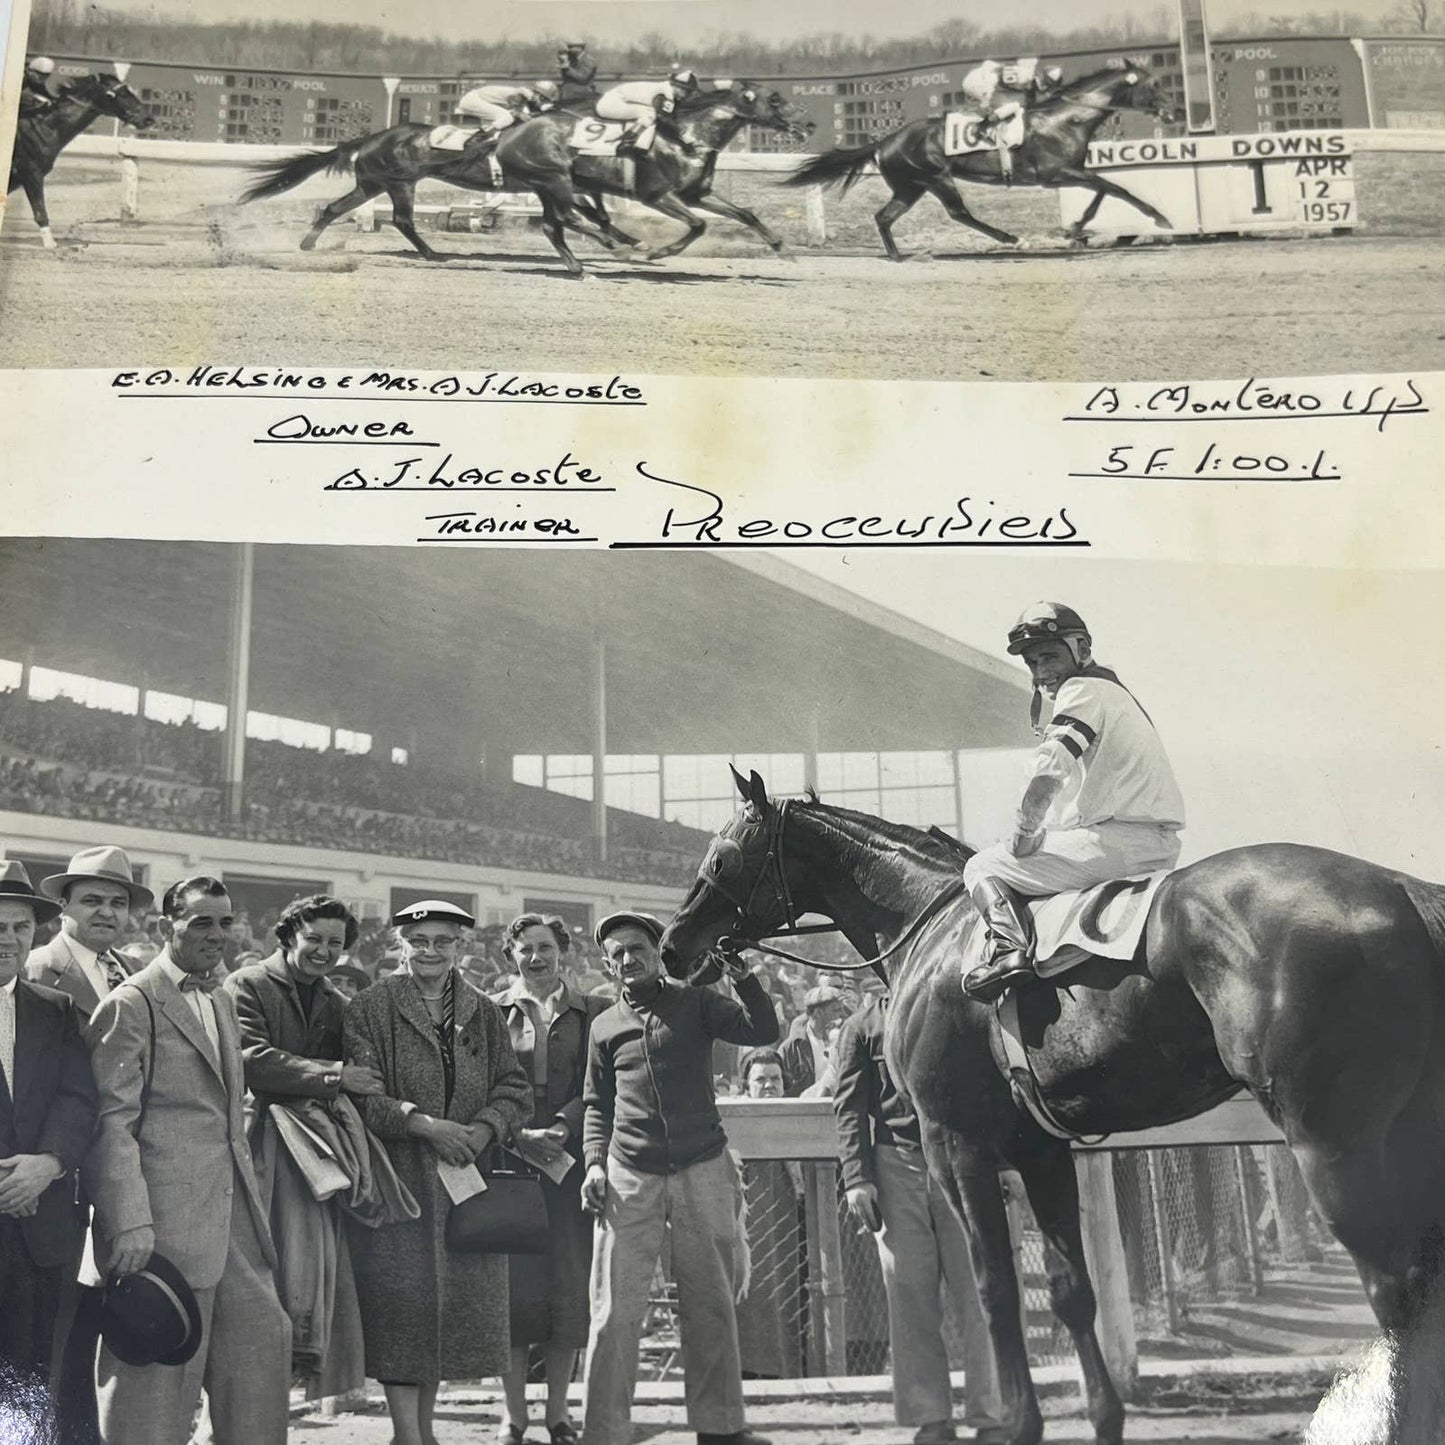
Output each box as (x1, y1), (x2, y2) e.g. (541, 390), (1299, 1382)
(962, 602), (1186, 1003)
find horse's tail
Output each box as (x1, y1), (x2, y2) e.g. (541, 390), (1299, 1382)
(239, 138), (366, 204)
(1403, 876), (1445, 967)
(780, 141), (877, 195)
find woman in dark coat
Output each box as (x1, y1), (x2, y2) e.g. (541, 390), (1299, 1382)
(493, 913), (609, 1445)
(344, 899), (532, 1445)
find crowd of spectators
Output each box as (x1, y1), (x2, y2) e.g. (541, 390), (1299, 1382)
(0, 691), (706, 888)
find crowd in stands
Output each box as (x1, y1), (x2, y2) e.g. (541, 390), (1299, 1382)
(0, 690), (705, 887)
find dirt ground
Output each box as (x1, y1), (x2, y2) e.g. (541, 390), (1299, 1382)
(1, 152), (1442, 380)
(287, 1375), (1332, 1445)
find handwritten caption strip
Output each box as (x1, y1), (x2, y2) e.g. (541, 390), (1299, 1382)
(1, 366), (1435, 566)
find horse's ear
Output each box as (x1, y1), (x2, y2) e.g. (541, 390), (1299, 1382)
(747, 770), (770, 812)
(730, 763), (750, 800)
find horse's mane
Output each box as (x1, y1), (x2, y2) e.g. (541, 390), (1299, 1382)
(798, 790), (976, 868)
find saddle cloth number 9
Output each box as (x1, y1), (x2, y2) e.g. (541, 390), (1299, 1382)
(569, 118), (626, 154)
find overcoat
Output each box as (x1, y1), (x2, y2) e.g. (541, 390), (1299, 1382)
(343, 968), (530, 1383)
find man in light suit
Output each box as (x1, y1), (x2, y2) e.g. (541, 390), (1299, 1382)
(26, 844), (153, 1444)
(26, 845), (153, 1026)
(84, 875), (290, 1445)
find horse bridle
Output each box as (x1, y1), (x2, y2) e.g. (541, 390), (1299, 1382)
(694, 798), (970, 983)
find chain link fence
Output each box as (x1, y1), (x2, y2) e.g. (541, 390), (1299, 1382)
(636, 1142), (1329, 1380)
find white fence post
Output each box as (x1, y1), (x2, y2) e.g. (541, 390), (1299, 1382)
(119, 156), (140, 223)
(1076, 1151), (1139, 1394)
(804, 185), (827, 247)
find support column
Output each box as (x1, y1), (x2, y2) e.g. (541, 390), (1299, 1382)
(951, 747), (965, 841)
(223, 543), (254, 824)
(592, 642), (608, 867)
(803, 709), (821, 795)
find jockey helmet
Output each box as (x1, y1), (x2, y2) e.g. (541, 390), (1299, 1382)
(533, 79), (559, 100)
(670, 66), (698, 86)
(1007, 602), (1091, 659)
(27, 56), (56, 74)
(1041, 64), (1063, 85)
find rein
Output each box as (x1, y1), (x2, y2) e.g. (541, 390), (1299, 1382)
(703, 798), (971, 983)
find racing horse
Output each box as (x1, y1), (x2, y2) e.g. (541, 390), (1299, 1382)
(491, 83), (815, 275)
(782, 59), (1175, 259)
(660, 770), (1445, 1445)
(8, 71), (152, 248)
(238, 114), (641, 261)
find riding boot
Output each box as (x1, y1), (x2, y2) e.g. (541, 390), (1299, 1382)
(963, 877), (1036, 1003)
(459, 126), (495, 159)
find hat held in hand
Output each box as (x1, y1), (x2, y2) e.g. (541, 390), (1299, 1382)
(101, 1250), (203, 1367)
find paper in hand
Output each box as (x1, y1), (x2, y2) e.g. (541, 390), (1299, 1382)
(509, 1136), (575, 1186)
(437, 1160), (487, 1204)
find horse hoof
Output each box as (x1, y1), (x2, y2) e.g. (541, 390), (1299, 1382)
(39, 228), (57, 251)
(300, 238), (318, 252)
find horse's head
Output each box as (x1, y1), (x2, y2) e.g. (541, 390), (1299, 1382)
(70, 72), (154, 130)
(1103, 58), (1176, 126)
(660, 767), (808, 987)
(737, 84), (816, 144)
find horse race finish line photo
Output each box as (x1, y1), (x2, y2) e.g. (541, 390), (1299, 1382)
(1, 0), (1443, 377)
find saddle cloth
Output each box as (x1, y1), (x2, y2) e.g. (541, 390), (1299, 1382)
(943, 105), (1025, 157)
(963, 870), (1169, 981)
(568, 117), (629, 155)
(427, 123), (475, 151)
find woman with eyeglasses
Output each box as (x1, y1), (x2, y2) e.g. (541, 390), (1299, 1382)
(343, 900), (532, 1445)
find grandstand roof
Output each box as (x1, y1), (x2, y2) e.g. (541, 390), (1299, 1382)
(0, 540), (1031, 760)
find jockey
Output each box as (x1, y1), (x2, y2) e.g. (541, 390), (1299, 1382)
(961, 56), (1064, 151)
(20, 56), (57, 117)
(454, 80), (557, 153)
(595, 66), (708, 158)
(557, 41), (598, 104)
(961, 603), (1185, 1004)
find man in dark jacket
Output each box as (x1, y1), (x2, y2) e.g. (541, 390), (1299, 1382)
(581, 910), (777, 1445)
(0, 861), (97, 1428)
(834, 992), (1006, 1444)
(557, 42), (598, 106)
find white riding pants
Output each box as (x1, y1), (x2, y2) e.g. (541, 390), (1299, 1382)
(963, 821), (1181, 898)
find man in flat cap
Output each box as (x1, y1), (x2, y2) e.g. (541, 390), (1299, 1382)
(779, 982), (850, 1097)
(28, 845), (153, 1027)
(0, 860), (97, 1427)
(580, 909), (779, 1445)
(84, 875), (290, 1445)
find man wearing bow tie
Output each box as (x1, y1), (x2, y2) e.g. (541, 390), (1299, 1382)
(26, 845), (152, 1025)
(84, 876), (290, 1445)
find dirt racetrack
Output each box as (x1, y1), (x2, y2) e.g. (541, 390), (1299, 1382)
(2, 150), (1443, 379)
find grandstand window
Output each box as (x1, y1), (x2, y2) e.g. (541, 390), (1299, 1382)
(544, 755), (594, 803)
(246, 710), (330, 751)
(512, 755), (544, 787)
(29, 667), (139, 716)
(604, 755), (661, 818)
(334, 729), (372, 755)
(0, 659), (21, 692)
(391, 746), (409, 765)
(144, 689), (227, 729)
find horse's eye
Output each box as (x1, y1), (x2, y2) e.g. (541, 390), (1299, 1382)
(704, 839), (744, 882)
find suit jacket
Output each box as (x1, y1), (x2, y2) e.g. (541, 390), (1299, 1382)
(26, 931), (136, 1028)
(0, 979), (97, 1267)
(494, 978), (609, 1140)
(223, 952), (347, 1131)
(82, 957), (276, 1290)
(779, 1030), (818, 1097)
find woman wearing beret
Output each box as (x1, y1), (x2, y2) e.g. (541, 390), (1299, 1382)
(494, 914), (609, 1445)
(344, 900), (532, 1445)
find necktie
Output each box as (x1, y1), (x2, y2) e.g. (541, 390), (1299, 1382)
(179, 972), (215, 993)
(98, 951), (128, 992)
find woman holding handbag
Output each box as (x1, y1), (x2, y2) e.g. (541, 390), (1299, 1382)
(493, 913), (610, 1445)
(343, 900), (531, 1445)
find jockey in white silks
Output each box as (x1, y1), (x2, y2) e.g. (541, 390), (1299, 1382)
(594, 67), (730, 157)
(959, 57), (1064, 168)
(454, 80), (558, 139)
(20, 56), (57, 117)
(961, 602), (1185, 1003)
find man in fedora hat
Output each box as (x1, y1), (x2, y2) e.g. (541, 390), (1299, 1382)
(779, 981), (850, 1098)
(0, 860), (98, 1427)
(27, 845), (153, 1442)
(83, 875), (290, 1445)
(27, 845), (154, 1023)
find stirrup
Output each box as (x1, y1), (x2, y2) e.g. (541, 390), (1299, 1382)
(964, 956), (1033, 1003)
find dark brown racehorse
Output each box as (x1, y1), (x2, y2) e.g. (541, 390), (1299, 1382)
(660, 770), (1445, 1445)
(492, 83), (815, 275)
(782, 59), (1176, 259)
(8, 72), (152, 249)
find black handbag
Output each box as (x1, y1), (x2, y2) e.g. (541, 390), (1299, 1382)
(445, 1157), (549, 1255)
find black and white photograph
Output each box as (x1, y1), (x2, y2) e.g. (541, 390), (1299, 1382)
(2, 0), (1445, 1442)
(1, 0), (1443, 376)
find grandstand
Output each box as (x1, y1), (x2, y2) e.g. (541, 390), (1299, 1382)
(0, 539), (1031, 962)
